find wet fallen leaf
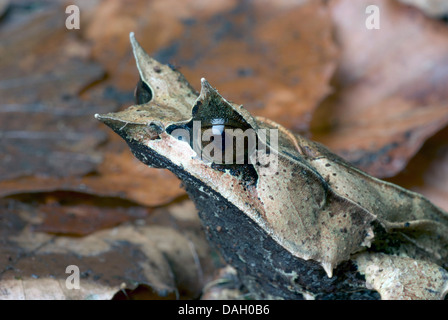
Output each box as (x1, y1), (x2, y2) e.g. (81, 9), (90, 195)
(312, 0), (448, 178)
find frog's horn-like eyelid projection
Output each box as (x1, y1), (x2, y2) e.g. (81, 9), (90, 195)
(195, 77), (260, 131)
(198, 77), (216, 101)
(130, 32), (154, 99)
(129, 32), (198, 115)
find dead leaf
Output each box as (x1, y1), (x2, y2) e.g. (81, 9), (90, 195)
(0, 2), (184, 207)
(0, 4), (108, 181)
(312, 0), (448, 178)
(387, 126), (448, 212)
(201, 266), (247, 300)
(0, 198), (217, 300)
(0, 150), (185, 207)
(0, 100), (107, 181)
(355, 252), (448, 300)
(89, 149), (186, 206)
(0, 277), (119, 300)
(34, 203), (150, 236)
(0, 6), (102, 104)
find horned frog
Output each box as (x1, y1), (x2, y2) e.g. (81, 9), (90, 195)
(95, 33), (448, 300)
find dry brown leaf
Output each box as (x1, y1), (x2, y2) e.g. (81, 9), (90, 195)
(0, 4), (108, 181)
(0, 5), (103, 104)
(89, 151), (186, 206)
(312, 0), (448, 178)
(0, 277), (119, 300)
(0, 151), (185, 207)
(412, 146), (448, 212)
(355, 252), (448, 300)
(34, 204), (150, 236)
(0, 2), (184, 207)
(201, 266), (247, 300)
(0, 198), (216, 300)
(387, 126), (448, 212)
(0, 100), (108, 181)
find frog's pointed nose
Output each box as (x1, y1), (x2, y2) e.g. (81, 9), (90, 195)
(94, 112), (126, 133)
(94, 113), (107, 124)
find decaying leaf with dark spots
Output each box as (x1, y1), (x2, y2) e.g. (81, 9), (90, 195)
(96, 35), (448, 299)
(355, 252), (448, 300)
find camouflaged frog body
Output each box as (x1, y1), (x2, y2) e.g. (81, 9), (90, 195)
(96, 33), (448, 300)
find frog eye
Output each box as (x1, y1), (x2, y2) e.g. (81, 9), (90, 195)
(202, 122), (230, 153)
(134, 78), (153, 105)
(197, 119), (257, 165)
